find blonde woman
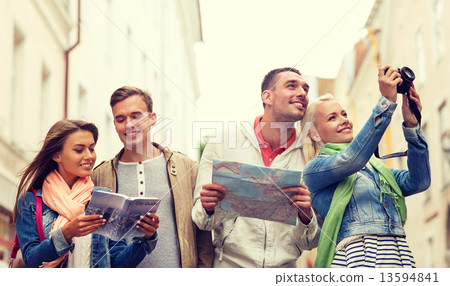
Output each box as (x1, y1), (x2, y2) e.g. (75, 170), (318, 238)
(302, 65), (430, 268)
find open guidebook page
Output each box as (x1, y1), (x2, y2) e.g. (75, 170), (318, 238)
(85, 189), (160, 241)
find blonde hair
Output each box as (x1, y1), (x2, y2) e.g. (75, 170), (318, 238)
(301, 94), (335, 162)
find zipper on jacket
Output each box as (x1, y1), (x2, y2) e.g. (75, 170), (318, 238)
(305, 228), (310, 245)
(262, 221), (267, 267)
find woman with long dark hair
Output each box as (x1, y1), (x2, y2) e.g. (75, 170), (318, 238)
(14, 120), (159, 268)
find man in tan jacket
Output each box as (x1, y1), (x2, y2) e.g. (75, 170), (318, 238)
(92, 86), (213, 267)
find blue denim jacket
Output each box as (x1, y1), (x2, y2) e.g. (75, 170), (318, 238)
(15, 186), (157, 268)
(303, 97), (431, 243)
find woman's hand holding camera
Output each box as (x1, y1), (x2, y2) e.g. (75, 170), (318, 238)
(378, 65), (403, 103)
(402, 82), (422, 128)
(379, 64), (421, 127)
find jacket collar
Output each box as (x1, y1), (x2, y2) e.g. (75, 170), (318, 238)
(112, 142), (174, 168)
(35, 188), (43, 197)
(241, 117), (304, 152)
(240, 120), (260, 150)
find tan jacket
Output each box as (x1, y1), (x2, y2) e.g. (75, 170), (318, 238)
(91, 143), (213, 268)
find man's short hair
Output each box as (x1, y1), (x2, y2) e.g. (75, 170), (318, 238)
(260, 67), (301, 108)
(110, 86), (153, 112)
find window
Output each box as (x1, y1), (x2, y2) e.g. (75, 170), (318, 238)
(126, 26), (133, 83)
(104, 113), (114, 155)
(433, 0), (444, 66)
(142, 53), (148, 87)
(425, 236), (435, 267)
(11, 25), (25, 146)
(39, 64), (51, 137)
(447, 207), (450, 248)
(421, 122), (431, 203)
(0, 209), (14, 266)
(439, 101), (450, 188)
(415, 29), (426, 86)
(105, 0), (114, 68)
(63, 0), (70, 13)
(446, 206), (450, 267)
(78, 84), (87, 117)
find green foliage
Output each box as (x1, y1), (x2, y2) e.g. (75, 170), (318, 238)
(199, 136), (209, 161)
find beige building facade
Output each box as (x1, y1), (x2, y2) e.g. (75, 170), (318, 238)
(333, 0), (450, 267)
(0, 0), (202, 267)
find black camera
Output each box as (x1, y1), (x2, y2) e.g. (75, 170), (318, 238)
(384, 66), (421, 124)
(384, 66), (415, 94)
(376, 66), (421, 160)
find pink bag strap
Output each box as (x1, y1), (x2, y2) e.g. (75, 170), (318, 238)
(10, 236), (20, 261)
(9, 189), (45, 267)
(33, 189), (45, 241)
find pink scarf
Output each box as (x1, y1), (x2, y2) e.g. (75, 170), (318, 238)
(41, 170), (94, 268)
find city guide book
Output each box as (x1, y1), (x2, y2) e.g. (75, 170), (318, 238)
(85, 189), (161, 241)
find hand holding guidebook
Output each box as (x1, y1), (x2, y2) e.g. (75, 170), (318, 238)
(85, 190), (161, 241)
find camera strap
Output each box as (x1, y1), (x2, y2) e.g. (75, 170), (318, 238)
(374, 148), (407, 159)
(374, 95), (422, 159)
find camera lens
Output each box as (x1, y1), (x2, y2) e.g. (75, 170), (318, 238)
(400, 67), (415, 82)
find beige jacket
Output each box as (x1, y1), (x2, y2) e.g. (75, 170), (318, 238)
(91, 143), (213, 268)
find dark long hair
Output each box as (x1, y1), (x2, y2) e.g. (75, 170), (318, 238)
(13, 120), (98, 222)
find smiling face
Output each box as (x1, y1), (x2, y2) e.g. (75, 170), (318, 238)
(313, 100), (354, 144)
(52, 130), (97, 188)
(112, 94), (156, 152)
(263, 71), (310, 122)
